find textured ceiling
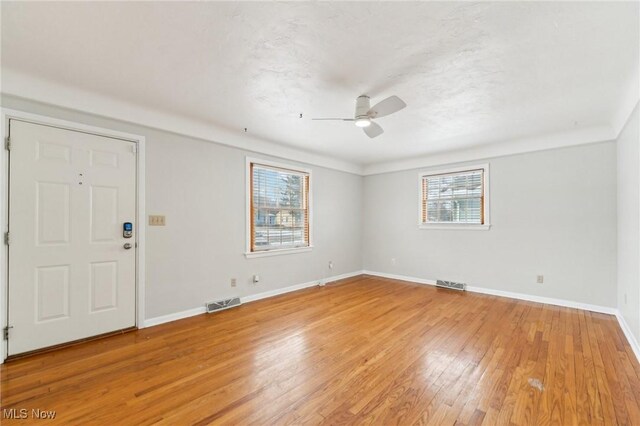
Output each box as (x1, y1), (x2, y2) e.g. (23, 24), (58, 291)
(2, 2), (638, 167)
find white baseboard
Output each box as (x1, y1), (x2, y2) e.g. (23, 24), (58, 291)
(615, 312), (640, 363)
(143, 306), (207, 328)
(143, 270), (364, 328)
(242, 270), (364, 303)
(362, 270), (617, 315)
(465, 285), (617, 315)
(362, 270), (438, 287)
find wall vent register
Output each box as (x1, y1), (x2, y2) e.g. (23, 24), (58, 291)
(206, 298), (241, 313)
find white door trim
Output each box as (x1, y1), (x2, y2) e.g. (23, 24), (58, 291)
(0, 108), (146, 363)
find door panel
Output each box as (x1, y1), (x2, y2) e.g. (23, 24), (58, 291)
(37, 141), (71, 163)
(36, 182), (71, 245)
(90, 185), (118, 242)
(8, 120), (137, 355)
(90, 261), (118, 312)
(36, 265), (70, 322)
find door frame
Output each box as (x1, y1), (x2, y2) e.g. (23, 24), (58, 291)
(0, 108), (146, 363)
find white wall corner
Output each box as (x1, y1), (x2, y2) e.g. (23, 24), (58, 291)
(611, 69), (640, 138)
(616, 311), (640, 364)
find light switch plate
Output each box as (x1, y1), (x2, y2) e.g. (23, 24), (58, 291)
(149, 215), (166, 226)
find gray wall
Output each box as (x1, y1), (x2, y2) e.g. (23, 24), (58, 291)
(2, 96), (363, 319)
(617, 103), (640, 340)
(363, 142), (618, 308)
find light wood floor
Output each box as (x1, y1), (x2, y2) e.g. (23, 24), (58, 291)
(2, 275), (640, 425)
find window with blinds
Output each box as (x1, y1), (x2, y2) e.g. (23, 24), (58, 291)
(250, 162), (310, 252)
(420, 168), (485, 225)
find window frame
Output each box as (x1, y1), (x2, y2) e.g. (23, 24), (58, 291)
(245, 157), (313, 258)
(418, 163), (491, 231)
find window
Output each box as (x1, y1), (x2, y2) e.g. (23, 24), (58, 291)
(419, 164), (490, 230)
(246, 159), (311, 257)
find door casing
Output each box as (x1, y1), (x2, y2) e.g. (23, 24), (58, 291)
(0, 108), (146, 363)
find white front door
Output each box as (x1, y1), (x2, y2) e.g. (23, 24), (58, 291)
(7, 120), (137, 356)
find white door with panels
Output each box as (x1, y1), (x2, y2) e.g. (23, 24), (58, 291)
(7, 120), (137, 356)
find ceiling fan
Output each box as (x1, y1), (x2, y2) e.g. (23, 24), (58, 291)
(312, 95), (407, 138)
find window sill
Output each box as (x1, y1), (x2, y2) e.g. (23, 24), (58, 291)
(418, 223), (491, 231)
(245, 246), (313, 258)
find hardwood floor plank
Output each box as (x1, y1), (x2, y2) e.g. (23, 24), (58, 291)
(578, 309), (606, 425)
(586, 312), (621, 425)
(1, 275), (639, 425)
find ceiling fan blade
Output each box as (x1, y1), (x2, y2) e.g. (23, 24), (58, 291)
(367, 95), (406, 119)
(363, 121), (384, 138)
(312, 118), (355, 121)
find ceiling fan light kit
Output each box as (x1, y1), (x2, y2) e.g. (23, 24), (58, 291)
(355, 118), (371, 128)
(312, 94), (407, 138)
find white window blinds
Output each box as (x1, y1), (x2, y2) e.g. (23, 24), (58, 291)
(421, 169), (485, 224)
(250, 163), (310, 252)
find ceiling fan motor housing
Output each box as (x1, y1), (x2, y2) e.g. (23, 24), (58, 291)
(355, 95), (371, 119)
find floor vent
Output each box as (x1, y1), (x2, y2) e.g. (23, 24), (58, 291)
(436, 280), (466, 291)
(206, 297), (241, 313)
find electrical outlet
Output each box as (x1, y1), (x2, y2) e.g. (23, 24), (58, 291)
(391, 258), (397, 265)
(328, 261), (334, 269)
(149, 215), (166, 226)
(253, 274), (260, 284)
(537, 275), (544, 284)
(231, 278), (236, 287)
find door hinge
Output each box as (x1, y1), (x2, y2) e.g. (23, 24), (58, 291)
(3, 326), (12, 340)
(4, 232), (9, 246)
(5, 137), (10, 151)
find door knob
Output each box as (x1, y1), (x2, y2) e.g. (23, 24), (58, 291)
(123, 243), (132, 250)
